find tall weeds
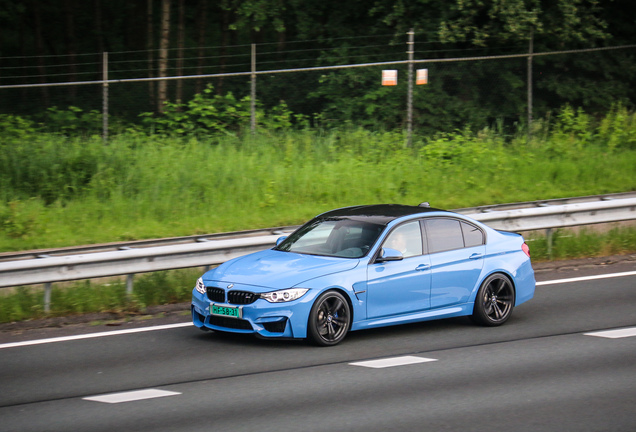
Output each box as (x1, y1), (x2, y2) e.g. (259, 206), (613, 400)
(1, 107), (635, 251)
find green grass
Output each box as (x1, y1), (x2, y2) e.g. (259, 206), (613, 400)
(1, 124), (635, 251)
(0, 268), (200, 324)
(527, 226), (636, 261)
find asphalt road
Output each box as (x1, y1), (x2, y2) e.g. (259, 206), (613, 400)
(1, 258), (635, 432)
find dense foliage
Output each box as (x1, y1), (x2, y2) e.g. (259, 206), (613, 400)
(1, 1), (635, 133)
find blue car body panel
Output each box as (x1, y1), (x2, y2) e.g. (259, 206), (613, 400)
(192, 206), (535, 342)
(208, 250), (360, 289)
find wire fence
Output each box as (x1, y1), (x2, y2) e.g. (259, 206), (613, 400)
(1, 32), (635, 141)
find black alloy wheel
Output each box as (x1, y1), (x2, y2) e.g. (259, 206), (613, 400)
(472, 273), (515, 326)
(308, 290), (351, 346)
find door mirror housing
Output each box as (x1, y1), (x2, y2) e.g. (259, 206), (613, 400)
(376, 248), (404, 263)
(276, 236), (288, 246)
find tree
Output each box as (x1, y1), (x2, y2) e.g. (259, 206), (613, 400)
(29, 0), (50, 107)
(194, 0), (208, 94)
(147, 0), (155, 110)
(157, 0), (171, 113)
(175, 0), (185, 103)
(0, 0), (633, 127)
(63, 0), (78, 101)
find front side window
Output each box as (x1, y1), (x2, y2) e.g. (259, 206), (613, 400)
(383, 221), (423, 258)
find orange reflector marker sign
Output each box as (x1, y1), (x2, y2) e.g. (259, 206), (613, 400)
(416, 69), (428, 85)
(382, 70), (398, 86)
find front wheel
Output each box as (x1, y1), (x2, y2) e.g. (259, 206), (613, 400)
(307, 290), (351, 346)
(471, 273), (515, 326)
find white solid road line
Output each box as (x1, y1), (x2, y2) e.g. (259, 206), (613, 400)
(536, 270), (636, 286)
(84, 389), (182, 404)
(1, 270), (635, 350)
(0, 322), (192, 349)
(350, 356), (437, 368)
(584, 327), (636, 339)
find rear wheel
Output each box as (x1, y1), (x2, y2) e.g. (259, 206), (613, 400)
(307, 291), (351, 346)
(472, 273), (515, 326)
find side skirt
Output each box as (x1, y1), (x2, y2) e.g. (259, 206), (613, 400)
(351, 303), (473, 332)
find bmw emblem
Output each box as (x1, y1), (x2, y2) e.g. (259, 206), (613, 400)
(227, 283), (234, 289)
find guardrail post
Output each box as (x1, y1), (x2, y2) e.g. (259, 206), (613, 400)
(44, 282), (52, 313)
(126, 274), (134, 296)
(546, 228), (554, 260)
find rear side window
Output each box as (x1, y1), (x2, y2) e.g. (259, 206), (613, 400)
(425, 218), (485, 253)
(426, 219), (464, 253)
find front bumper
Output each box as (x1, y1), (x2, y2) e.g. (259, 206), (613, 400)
(191, 289), (316, 339)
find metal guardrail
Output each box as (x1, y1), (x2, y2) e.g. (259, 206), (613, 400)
(454, 191), (636, 214)
(0, 197), (635, 312)
(0, 226), (298, 263)
(0, 235), (282, 288)
(3, 191), (634, 263)
(468, 198), (636, 231)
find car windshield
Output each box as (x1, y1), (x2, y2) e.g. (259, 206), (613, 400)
(275, 217), (385, 258)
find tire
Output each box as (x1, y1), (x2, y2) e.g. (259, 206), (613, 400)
(307, 290), (351, 346)
(471, 273), (515, 326)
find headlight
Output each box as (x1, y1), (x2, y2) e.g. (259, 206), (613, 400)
(261, 288), (309, 303)
(195, 277), (206, 294)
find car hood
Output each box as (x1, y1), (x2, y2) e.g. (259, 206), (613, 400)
(205, 249), (360, 290)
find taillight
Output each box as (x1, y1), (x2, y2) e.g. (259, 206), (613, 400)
(522, 242), (531, 257)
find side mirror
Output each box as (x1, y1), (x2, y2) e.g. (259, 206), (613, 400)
(276, 236), (288, 246)
(376, 248), (403, 263)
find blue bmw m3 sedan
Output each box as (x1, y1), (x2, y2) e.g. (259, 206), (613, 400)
(192, 204), (535, 346)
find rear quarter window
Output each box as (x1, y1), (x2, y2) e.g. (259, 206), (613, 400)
(461, 221), (484, 247)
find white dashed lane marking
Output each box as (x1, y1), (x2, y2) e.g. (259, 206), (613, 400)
(83, 389), (181, 404)
(584, 327), (636, 339)
(350, 356), (437, 369)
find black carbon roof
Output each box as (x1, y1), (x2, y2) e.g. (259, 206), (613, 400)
(316, 204), (446, 225)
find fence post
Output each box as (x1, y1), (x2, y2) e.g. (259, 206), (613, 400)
(102, 51), (109, 144)
(406, 29), (414, 147)
(527, 30), (533, 141)
(251, 43), (256, 134)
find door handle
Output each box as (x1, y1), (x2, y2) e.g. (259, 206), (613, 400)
(469, 253), (483, 260)
(416, 264), (431, 271)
